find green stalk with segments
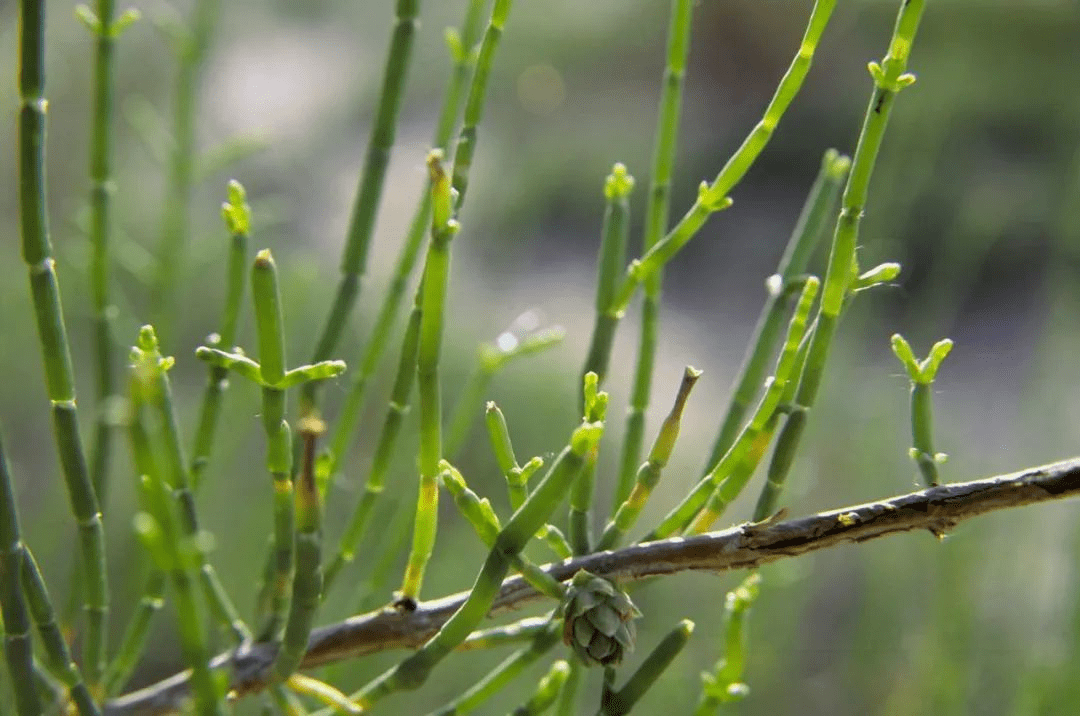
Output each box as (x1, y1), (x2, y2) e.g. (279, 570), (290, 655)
(344, 401), (603, 710)
(598, 366), (701, 550)
(643, 277), (818, 541)
(302, 0), (423, 417)
(615, 0), (696, 510)
(610, 0), (838, 314)
(399, 152), (459, 604)
(151, 0), (219, 335)
(129, 328), (223, 715)
(754, 0), (927, 522)
(18, 0), (109, 689)
(428, 621), (562, 716)
(703, 149), (849, 472)
(324, 0), (488, 482)
(0, 431), (47, 716)
(891, 334), (953, 488)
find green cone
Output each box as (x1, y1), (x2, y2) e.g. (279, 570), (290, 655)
(559, 570), (641, 667)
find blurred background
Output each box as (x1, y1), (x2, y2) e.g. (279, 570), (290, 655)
(1, 0), (1079, 713)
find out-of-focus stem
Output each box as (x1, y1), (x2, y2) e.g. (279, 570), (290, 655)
(18, 0), (109, 688)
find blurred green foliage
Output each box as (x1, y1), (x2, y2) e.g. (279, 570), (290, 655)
(1, 0), (1078, 713)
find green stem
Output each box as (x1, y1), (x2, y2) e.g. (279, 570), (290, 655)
(512, 660), (571, 716)
(151, 0), (219, 337)
(399, 153), (458, 603)
(598, 367), (700, 550)
(428, 621), (562, 716)
(450, 0), (515, 210)
(323, 290), (421, 593)
(644, 278), (818, 540)
(610, 0), (838, 315)
(18, 0), (109, 688)
(892, 334), (953, 488)
(704, 149), (849, 471)
(555, 660), (582, 716)
(753, 0), (927, 522)
(103, 570), (165, 696)
(600, 620), (694, 716)
(84, 0), (126, 510)
(321, 0), (487, 482)
(695, 574), (760, 714)
(0, 430), (46, 716)
(581, 163), (635, 393)
(19, 549), (101, 716)
(190, 180), (251, 489)
(274, 422), (326, 679)
(614, 0), (695, 509)
(302, 0), (422, 416)
(352, 419), (601, 708)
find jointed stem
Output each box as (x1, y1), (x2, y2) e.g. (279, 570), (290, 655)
(18, 0), (109, 689)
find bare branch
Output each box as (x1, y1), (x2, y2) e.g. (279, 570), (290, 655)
(104, 456), (1080, 716)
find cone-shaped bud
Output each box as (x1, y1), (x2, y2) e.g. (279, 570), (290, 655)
(559, 570), (641, 667)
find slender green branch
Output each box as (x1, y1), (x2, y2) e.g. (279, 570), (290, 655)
(274, 421), (327, 679)
(615, 0), (696, 509)
(399, 152), (460, 603)
(599, 367), (701, 550)
(704, 149), (849, 471)
(696, 574), (759, 714)
(644, 278), (818, 541)
(599, 620), (694, 716)
(133, 326), (250, 644)
(190, 180), (252, 489)
(322, 0), (487, 483)
(128, 344), (225, 716)
(151, 0), (219, 335)
(610, 0), (838, 315)
(103, 571), (165, 697)
(302, 0), (423, 416)
(891, 334), (953, 488)
(569, 374), (609, 555)
(512, 660), (570, 716)
(450, 0), (516, 210)
(18, 0), (109, 688)
(427, 620), (562, 716)
(19, 548), (101, 716)
(352, 414), (602, 709)
(581, 163), (635, 393)
(0, 430), (45, 716)
(753, 0), (927, 522)
(322, 290), (421, 593)
(79, 0), (139, 507)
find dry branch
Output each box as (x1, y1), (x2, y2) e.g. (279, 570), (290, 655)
(104, 456), (1080, 715)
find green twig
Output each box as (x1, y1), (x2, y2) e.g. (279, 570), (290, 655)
(581, 163), (635, 393)
(103, 571), (165, 696)
(598, 367), (701, 550)
(18, 0), (109, 688)
(302, 0), (422, 416)
(599, 620), (694, 716)
(614, 0), (695, 509)
(190, 180), (252, 489)
(695, 574), (760, 714)
(428, 620), (562, 716)
(610, 0), (838, 315)
(753, 0), (927, 522)
(151, 0), (219, 336)
(77, 0), (140, 508)
(891, 334), (952, 488)
(0, 430), (46, 716)
(704, 149), (849, 471)
(512, 660), (571, 716)
(274, 421), (327, 679)
(399, 152), (459, 604)
(321, 0), (487, 483)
